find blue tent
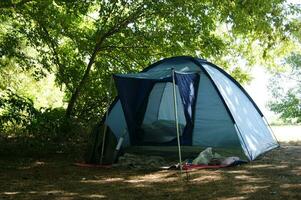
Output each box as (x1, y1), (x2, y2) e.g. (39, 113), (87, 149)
(94, 56), (279, 163)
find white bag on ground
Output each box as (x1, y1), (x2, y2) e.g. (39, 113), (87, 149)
(221, 156), (240, 165)
(192, 147), (214, 165)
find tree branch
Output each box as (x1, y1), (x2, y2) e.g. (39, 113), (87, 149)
(103, 52), (134, 72)
(96, 3), (146, 49)
(39, 24), (61, 69)
(102, 45), (148, 50)
(66, 3), (147, 117)
(118, 49), (147, 69)
(34, 19), (74, 91)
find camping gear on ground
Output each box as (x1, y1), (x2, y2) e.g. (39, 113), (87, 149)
(190, 148), (244, 166)
(209, 158), (222, 165)
(84, 56), (279, 165)
(192, 147), (223, 165)
(116, 153), (170, 169)
(168, 156), (246, 171)
(178, 151), (246, 171)
(182, 164), (228, 170)
(221, 156), (241, 165)
(181, 159), (247, 170)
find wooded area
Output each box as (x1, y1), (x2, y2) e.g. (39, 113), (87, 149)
(0, 1), (301, 199)
(1, 0), (300, 144)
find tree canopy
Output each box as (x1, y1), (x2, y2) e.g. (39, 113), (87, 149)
(267, 16), (301, 124)
(0, 0), (300, 126)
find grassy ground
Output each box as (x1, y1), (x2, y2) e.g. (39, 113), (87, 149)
(0, 127), (300, 200)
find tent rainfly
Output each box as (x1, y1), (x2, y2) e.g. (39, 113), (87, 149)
(85, 56), (279, 164)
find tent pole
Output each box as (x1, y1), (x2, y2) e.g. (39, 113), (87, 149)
(100, 76), (113, 164)
(172, 69), (183, 175)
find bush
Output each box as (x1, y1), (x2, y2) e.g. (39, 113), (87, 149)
(0, 90), (87, 145)
(0, 90), (37, 136)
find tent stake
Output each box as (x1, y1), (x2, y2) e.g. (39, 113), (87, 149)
(100, 76), (113, 164)
(172, 69), (183, 176)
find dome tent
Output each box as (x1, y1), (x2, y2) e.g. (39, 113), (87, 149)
(85, 56), (279, 164)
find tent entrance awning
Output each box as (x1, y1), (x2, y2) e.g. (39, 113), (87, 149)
(113, 70), (200, 146)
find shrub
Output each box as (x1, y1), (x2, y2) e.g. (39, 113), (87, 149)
(0, 90), (87, 145)
(0, 90), (37, 136)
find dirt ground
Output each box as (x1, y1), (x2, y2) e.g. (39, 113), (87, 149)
(0, 126), (300, 200)
(0, 143), (300, 200)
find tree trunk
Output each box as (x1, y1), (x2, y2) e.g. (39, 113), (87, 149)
(65, 49), (98, 118)
(65, 8), (142, 118)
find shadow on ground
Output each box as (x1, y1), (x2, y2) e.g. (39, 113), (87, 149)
(0, 142), (300, 200)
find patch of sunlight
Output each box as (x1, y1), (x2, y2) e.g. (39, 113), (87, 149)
(33, 73), (66, 109)
(218, 196), (247, 200)
(269, 165), (289, 169)
(3, 192), (20, 195)
(221, 183), (270, 199)
(247, 164), (273, 169)
(40, 190), (77, 196)
(292, 166), (301, 176)
(235, 175), (264, 183)
(26, 190), (77, 196)
(225, 170), (250, 174)
(280, 183), (301, 189)
(127, 171), (178, 183)
(100, 177), (124, 183)
(81, 194), (106, 198)
(191, 174), (222, 183)
(239, 185), (270, 194)
(125, 179), (145, 183)
(81, 177), (124, 184)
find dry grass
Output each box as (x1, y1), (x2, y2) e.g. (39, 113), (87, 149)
(0, 142), (300, 200)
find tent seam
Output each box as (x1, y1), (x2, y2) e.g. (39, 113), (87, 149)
(189, 58), (252, 160)
(157, 82), (167, 121)
(234, 124), (253, 160)
(202, 61), (264, 116)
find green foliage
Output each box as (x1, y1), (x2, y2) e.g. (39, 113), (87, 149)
(266, 16), (300, 124)
(28, 107), (67, 141)
(1, 0), (298, 119)
(0, 0), (300, 142)
(268, 53), (301, 124)
(269, 90), (301, 123)
(286, 52), (301, 70)
(0, 90), (84, 142)
(0, 90), (37, 135)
